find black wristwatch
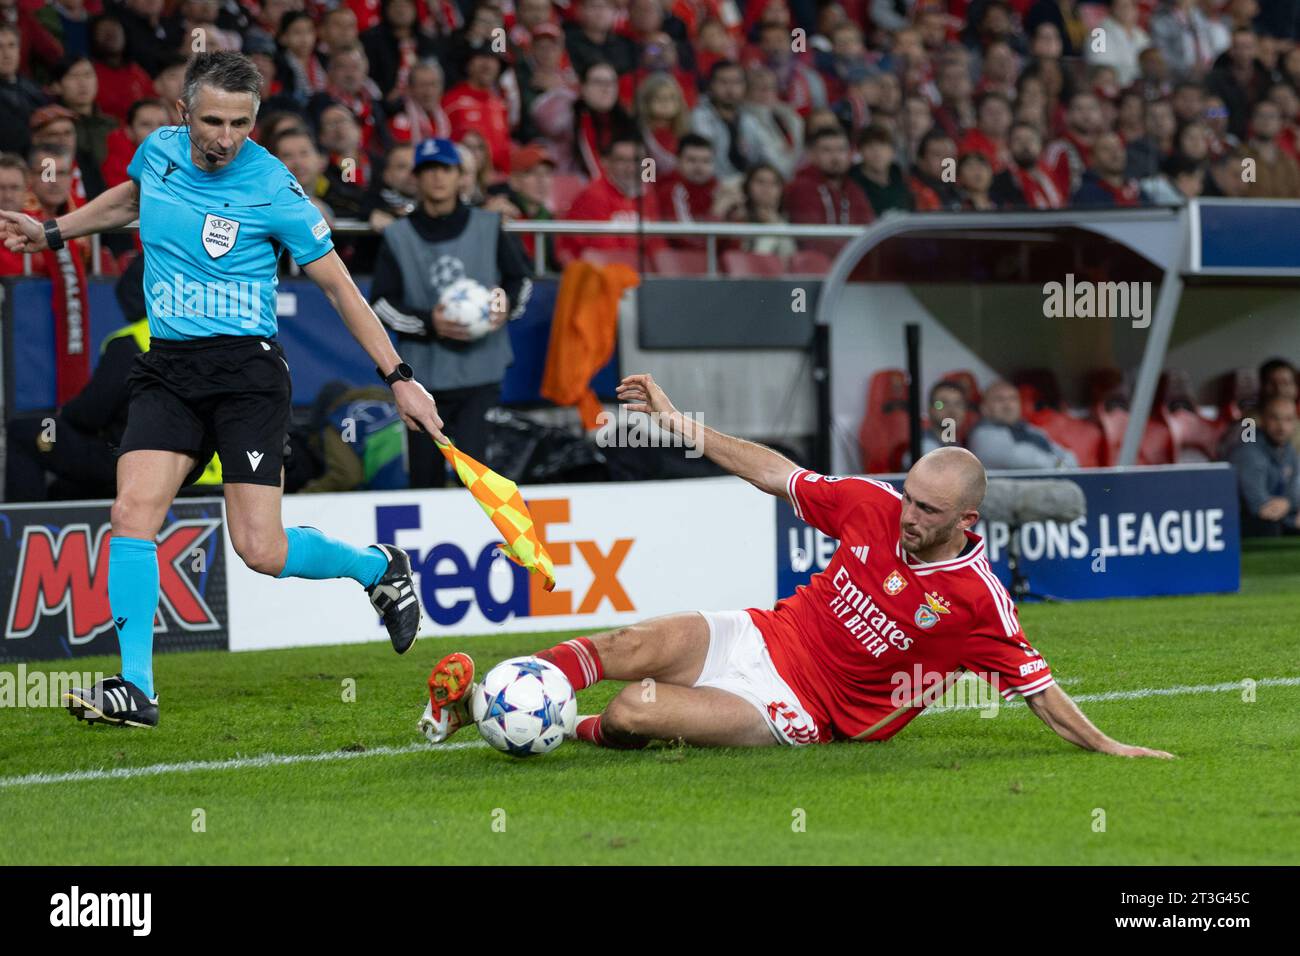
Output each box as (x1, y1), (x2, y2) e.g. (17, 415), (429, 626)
(42, 219), (64, 251)
(377, 362), (414, 386)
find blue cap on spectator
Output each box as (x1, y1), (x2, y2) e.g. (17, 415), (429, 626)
(413, 138), (461, 172)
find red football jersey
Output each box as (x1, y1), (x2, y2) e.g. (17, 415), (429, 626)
(749, 469), (1056, 742)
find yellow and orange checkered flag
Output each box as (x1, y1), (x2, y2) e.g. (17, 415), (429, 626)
(437, 442), (556, 592)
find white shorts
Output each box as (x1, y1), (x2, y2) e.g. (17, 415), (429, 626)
(693, 610), (821, 746)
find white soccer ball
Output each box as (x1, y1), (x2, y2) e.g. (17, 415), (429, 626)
(471, 656), (577, 757)
(439, 277), (495, 340)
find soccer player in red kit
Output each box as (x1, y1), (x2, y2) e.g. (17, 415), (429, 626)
(420, 374), (1173, 758)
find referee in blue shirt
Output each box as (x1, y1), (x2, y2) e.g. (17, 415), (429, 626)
(0, 52), (444, 728)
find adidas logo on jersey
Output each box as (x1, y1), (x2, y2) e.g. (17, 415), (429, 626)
(850, 545), (870, 564)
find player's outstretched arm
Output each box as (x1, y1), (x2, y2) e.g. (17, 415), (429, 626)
(616, 372), (799, 501)
(1025, 684), (1174, 758)
(303, 250), (446, 443)
(0, 181), (140, 252)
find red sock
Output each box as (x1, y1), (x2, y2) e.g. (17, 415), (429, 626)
(575, 714), (648, 750)
(535, 637), (603, 690)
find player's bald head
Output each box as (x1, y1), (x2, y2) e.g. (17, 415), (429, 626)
(912, 446), (987, 512)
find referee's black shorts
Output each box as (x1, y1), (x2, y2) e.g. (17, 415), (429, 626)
(117, 334), (292, 487)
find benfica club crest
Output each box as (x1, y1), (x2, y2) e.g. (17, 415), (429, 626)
(914, 591), (951, 630)
(883, 570), (907, 595)
(201, 213), (240, 258)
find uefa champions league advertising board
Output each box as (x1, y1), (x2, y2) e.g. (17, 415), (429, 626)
(777, 464), (1241, 601)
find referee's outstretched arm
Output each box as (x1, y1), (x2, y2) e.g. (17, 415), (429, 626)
(1, 180), (141, 250)
(0, 187), (446, 445)
(301, 251), (446, 442)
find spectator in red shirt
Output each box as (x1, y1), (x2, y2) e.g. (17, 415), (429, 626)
(534, 60), (638, 179)
(959, 92), (1015, 172)
(29, 103), (103, 204)
(957, 152), (998, 209)
(361, 0), (441, 101)
(932, 55), (976, 141)
(749, 21), (827, 118)
(980, 40), (1020, 99)
(1072, 131), (1148, 207)
(1, 0), (62, 79)
(784, 125), (874, 257)
(637, 71), (692, 178)
(88, 15), (153, 124)
(319, 5), (362, 65)
(910, 129), (963, 211)
(0, 151), (28, 276)
(1005, 120), (1065, 208)
(389, 60), (453, 144)
(692, 17), (740, 87)
(1044, 91), (1104, 197)
(443, 47), (513, 174)
(310, 43), (385, 153)
(556, 134), (666, 266)
(100, 97), (166, 189)
(277, 9), (330, 104)
(619, 30), (698, 112)
(654, 132), (721, 249)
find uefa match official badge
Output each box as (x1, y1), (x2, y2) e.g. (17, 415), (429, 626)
(883, 570), (907, 595)
(914, 591), (952, 629)
(201, 214), (240, 258)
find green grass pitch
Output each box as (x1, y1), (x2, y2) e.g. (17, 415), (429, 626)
(1, 542), (1297, 865)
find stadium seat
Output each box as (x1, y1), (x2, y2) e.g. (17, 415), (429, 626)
(580, 248), (644, 271)
(1160, 406), (1227, 462)
(549, 174), (588, 217)
(788, 249), (833, 275)
(1156, 368), (1197, 408)
(859, 368), (911, 473)
(1094, 405), (1174, 465)
(1086, 367), (1129, 408)
(721, 250), (785, 277)
(1029, 408), (1105, 468)
(1215, 367), (1258, 421)
(1011, 367), (1063, 411)
(652, 247), (710, 276)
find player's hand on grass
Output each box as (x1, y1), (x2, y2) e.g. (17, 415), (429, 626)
(617, 373), (678, 419)
(432, 303), (474, 342)
(0, 210), (47, 253)
(391, 378), (446, 443)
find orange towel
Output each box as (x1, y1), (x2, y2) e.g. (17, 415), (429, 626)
(540, 260), (640, 429)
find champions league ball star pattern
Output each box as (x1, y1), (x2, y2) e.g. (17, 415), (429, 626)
(438, 277), (494, 339)
(472, 656), (578, 756)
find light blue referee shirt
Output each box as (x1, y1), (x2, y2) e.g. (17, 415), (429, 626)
(128, 125), (334, 340)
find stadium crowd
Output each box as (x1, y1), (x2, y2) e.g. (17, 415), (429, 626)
(2, 0), (1299, 530)
(5, 0), (1300, 279)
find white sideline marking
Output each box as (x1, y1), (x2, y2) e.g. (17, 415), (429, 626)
(924, 676), (1300, 714)
(0, 740), (487, 790)
(2, 677), (1297, 790)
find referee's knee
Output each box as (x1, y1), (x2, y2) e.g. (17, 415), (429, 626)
(233, 534), (287, 577)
